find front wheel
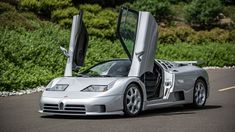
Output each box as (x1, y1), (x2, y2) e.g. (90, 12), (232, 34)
(123, 84), (143, 116)
(192, 79), (207, 107)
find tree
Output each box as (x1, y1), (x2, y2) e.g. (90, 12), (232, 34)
(185, 0), (222, 29)
(134, 0), (172, 22)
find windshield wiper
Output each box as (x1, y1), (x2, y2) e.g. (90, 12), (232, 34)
(77, 74), (90, 77)
(78, 74), (112, 77)
(99, 75), (112, 77)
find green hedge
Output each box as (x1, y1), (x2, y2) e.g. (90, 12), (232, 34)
(19, 0), (72, 16)
(159, 25), (234, 44)
(0, 23), (69, 91)
(157, 43), (235, 67)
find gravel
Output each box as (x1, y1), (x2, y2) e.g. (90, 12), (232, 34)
(203, 66), (235, 69)
(1, 66), (234, 97)
(0, 86), (45, 97)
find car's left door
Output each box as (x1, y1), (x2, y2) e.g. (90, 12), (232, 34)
(64, 10), (88, 76)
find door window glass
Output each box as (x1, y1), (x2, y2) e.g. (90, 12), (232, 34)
(118, 8), (138, 58)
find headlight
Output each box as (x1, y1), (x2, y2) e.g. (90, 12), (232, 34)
(81, 85), (108, 92)
(46, 84), (69, 91)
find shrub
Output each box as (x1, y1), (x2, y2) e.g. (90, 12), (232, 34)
(19, 0), (41, 12)
(159, 25), (232, 44)
(186, 28), (230, 44)
(0, 11), (34, 30)
(133, 0), (172, 22)
(159, 27), (179, 44)
(20, 12), (39, 21)
(169, 3), (185, 21)
(0, 23), (70, 91)
(20, 0), (72, 17)
(0, 5), (41, 30)
(79, 4), (102, 13)
(223, 5), (235, 22)
(157, 43), (235, 67)
(58, 18), (72, 28)
(228, 29), (235, 42)
(159, 25), (195, 44)
(51, 7), (78, 21)
(206, 28), (230, 43)
(72, 0), (132, 7)
(80, 5), (118, 40)
(185, 0), (222, 28)
(174, 25), (195, 42)
(0, 2), (16, 13)
(51, 7), (78, 27)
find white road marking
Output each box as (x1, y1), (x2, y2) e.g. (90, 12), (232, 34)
(218, 86), (235, 92)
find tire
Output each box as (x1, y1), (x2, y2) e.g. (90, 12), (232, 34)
(192, 79), (207, 108)
(123, 84), (143, 116)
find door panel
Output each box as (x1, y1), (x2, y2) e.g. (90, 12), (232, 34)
(72, 11), (88, 69)
(129, 12), (158, 76)
(117, 7), (158, 77)
(64, 10), (88, 76)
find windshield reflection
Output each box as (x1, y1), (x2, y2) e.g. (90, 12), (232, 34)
(80, 60), (131, 77)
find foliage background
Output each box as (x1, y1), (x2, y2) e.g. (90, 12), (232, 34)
(0, 0), (235, 91)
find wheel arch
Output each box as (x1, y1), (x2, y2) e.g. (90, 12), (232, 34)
(124, 80), (147, 110)
(123, 81), (146, 115)
(128, 82), (144, 97)
(126, 81), (145, 96)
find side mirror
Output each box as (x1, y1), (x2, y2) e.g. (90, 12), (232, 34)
(60, 46), (69, 58)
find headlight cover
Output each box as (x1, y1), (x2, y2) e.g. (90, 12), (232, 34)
(46, 84), (69, 91)
(81, 85), (108, 92)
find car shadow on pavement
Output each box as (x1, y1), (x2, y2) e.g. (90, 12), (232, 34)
(40, 105), (221, 120)
(138, 105), (222, 117)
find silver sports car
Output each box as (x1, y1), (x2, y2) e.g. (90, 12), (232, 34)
(39, 7), (209, 116)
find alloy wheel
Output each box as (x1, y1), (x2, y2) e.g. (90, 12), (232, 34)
(124, 84), (143, 116)
(193, 79), (207, 107)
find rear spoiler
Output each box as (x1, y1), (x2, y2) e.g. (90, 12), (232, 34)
(174, 61), (203, 66)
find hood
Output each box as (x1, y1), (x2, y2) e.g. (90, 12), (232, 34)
(49, 77), (118, 92)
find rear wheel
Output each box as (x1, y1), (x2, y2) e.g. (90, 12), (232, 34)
(192, 79), (207, 107)
(123, 84), (143, 116)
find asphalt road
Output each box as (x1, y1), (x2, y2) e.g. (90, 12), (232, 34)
(0, 69), (235, 132)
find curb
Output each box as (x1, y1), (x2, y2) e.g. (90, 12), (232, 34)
(0, 86), (44, 97)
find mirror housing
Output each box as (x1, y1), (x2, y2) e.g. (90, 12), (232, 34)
(60, 46), (70, 58)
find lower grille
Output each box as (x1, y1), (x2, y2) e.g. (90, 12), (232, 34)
(43, 103), (86, 114)
(43, 104), (59, 110)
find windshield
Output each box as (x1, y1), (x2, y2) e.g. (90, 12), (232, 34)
(80, 60), (131, 77)
(117, 8), (139, 58)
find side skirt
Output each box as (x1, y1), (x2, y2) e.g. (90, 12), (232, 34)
(144, 100), (187, 111)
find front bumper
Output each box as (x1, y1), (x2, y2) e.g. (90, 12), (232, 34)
(39, 95), (124, 116)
